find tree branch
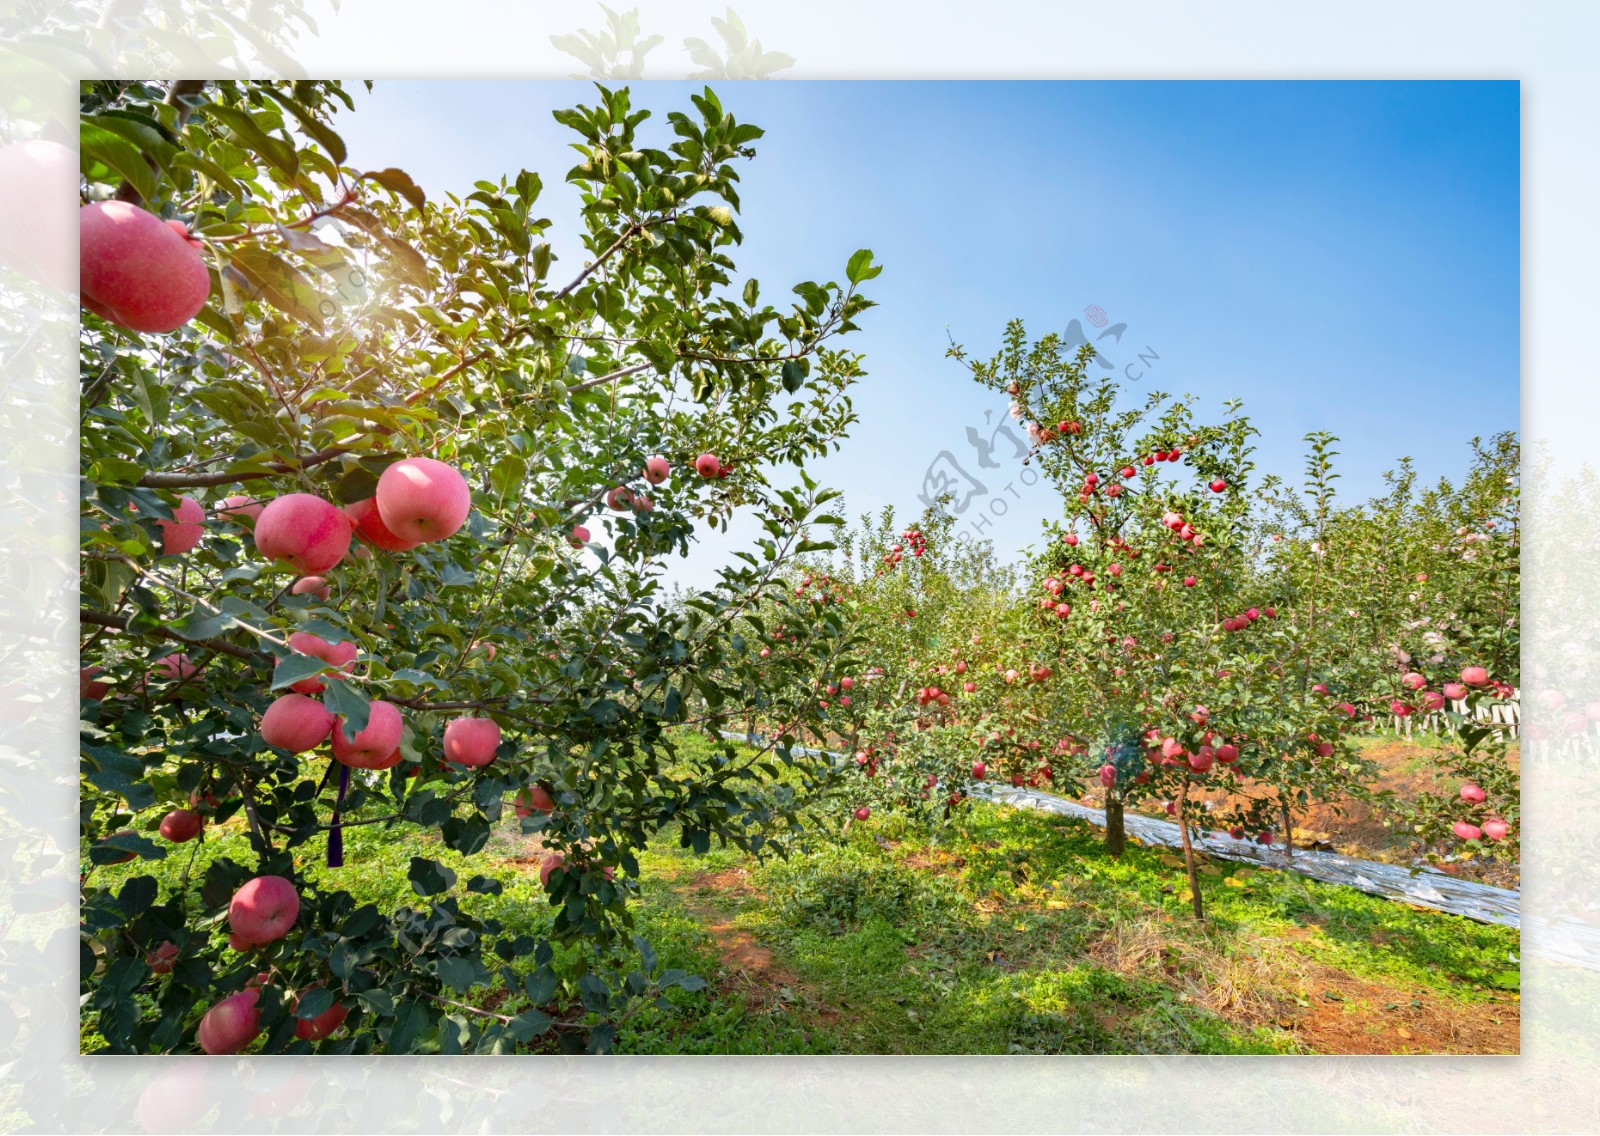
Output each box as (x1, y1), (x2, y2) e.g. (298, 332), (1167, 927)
(79, 609), (263, 662)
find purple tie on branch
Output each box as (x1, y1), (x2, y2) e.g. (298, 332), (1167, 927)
(327, 764), (350, 868)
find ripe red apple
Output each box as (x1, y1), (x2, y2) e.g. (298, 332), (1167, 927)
(255, 493), (353, 573)
(606, 485), (634, 511)
(1215, 743), (1238, 764)
(1452, 820), (1482, 841)
(1228, 826), (1245, 840)
(1482, 818), (1510, 841)
(693, 452), (723, 479)
(1401, 672), (1426, 691)
(158, 808), (202, 843)
(376, 457), (471, 543)
(1315, 742), (1334, 758)
(294, 993), (349, 1041)
(963, 681), (977, 693)
(285, 631), (358, 695)
(971, 761), (987, 780)
(219, 495), (264, 524)
(228, 876), (300, 946)
(514, 785), (556, 817)
(80, 666), (111, 700)
(1209, 478), (1226, 493)
(80, 200), (211, 332)
(644, 455), (671, 484)
(146, 940), (180, 974)
(260, 692), (335, 753)
(1460, 666), (1490, 688)
(290, 575), (331, 601)
(759, 647), (770, 659)
(443, 716), (500, 768)
(156, 496), (205, 555)
(1098, 764), (1117, 787)
(331, 700), (404, 769)
(147, 652), (198, 686)
(569, 524), (591, 548)
(1442, 682), (1467, 701)
(198, 989), (262, 1055)
(540, 852), (566, 887)
(854, 806), (871, 821)
(344, 495), (423, 552)
(1422, 691), (1445, 711)
(1183, 576), (1196, 588)
(1459, 783), (1487, 804)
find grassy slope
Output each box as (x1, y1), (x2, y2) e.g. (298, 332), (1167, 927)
(83, 734), (1520, 1055)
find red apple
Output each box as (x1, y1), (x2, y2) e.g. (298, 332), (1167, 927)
(218, 495), (264, 524)
(644, 455), (671, 485)
(1442, 682), (1467, 701)
(255, 493), (352, 573)
(290, 575), (331, 601)
(1209, 478), (1226, 493)
(540, 852), (566, 887)
(694, 452), (721, 478)
(1452, 820), (1482, 841)
(80, 666), (111, 701)
(156, 496), (205, 555)
(344, 495), (423, 552)
(971, 762), (987, 780)
(80, 200), (210, 333)
(514, 785), (556, 817)
(198, 989), (262, 1055)
(331, 700), (404, 769)
(1401, 672), (1426, 690)
(294, 993), (349, 1041)
(606, 485), (634, 511)
(1459, 783), (1487, 804)
(569, 524), (591, 548)
(260, 692), (335, 753)
(853, 806), (871, 821)
(1215, 743), (1239, 764)
(228, 876), (299, 946)
(1422, 691), (1445, 711)
(285, 631), (358, 695)
(146, 940), (180, 975)
(158, 809), (202, 843)
(375, 457), (471, 543)
(1482, 818), (1510, 841)
(443, 716), (500, 768)
(1460, 666), (1490, 688)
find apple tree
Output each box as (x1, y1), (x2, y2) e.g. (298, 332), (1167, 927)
(78, 78), (882, 1053)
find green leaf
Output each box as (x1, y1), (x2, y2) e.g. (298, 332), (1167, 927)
(408, 856), (457, 897)
(321, 678), (372, 741)
(80, 122), (158, 202)
(201, 104), (299, 178)
(845, 248), (882, 284)
(363, 168), (426, 211)
(294, 986), (337, 1019)
(271, 652), (330, 691)
(436, 956), (481, 992)
(258, 87), (348, 165)
(225, 245), (327, 330)
(508, 1008), (552, 1041)
(781, 359), (807, 394)
(466, 875), (504, 896)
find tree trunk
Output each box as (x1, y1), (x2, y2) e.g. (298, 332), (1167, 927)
(1280, 798), (1295, 870)
(1105, 791), (1126, 858)
(1175, 779), (1204, 921)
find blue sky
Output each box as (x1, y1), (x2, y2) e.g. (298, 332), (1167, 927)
(336, 80), (1519, 588)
